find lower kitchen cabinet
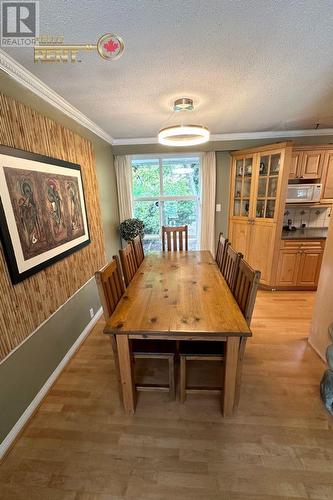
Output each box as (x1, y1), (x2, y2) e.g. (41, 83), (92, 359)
(276, 250), (300, 286)
(276, 240), (325, 289)
(297, 249), (323, 286)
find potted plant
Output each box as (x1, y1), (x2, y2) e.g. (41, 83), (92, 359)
(119, 218), (144, 242)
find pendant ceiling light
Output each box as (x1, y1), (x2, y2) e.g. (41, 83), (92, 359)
(158, 98), (210, 147)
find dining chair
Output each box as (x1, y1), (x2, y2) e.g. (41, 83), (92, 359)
(179, 245), (244, 403)
(132, 234), (145, 267)
(234, 259), (261, 325)
(96, 257), (176, 399)
(222, 245), (243, 293)
(95, 256), (125, 320)
(179, 341), (225, 403)
(119, 242), (138, 287)
(95, 256), (127, 400)
(215, 232), (229, 272)
(162, 225), (188, 251)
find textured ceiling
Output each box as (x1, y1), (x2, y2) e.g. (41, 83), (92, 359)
(3, 0), (333, 140)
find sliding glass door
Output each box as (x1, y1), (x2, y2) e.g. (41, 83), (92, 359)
(132, 155), (200, 251)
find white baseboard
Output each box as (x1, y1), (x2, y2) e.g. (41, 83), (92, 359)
(0, 307), (103, 460)
(308, 338), (326, 363)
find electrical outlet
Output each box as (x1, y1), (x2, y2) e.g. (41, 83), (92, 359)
(216, 204), (221, 212)
(89, 308), (94, 319)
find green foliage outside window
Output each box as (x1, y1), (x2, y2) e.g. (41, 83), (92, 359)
(133, 201), (159, 235)
(132, 157), (200, 238)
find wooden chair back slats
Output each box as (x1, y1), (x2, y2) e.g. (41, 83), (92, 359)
(95, 256), (125, 320)
(234, 259), (261, 325)
(216, 233), (229, 272)
(162, 225), (188, 252)
(222, 245), (243, 293)
(119, 242), (138, 287)
(132, 235), (145, 267)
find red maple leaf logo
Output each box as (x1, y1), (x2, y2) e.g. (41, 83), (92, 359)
(103, 38), (119, 53)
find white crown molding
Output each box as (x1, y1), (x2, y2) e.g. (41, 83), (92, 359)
(113, 128), (333, 146)
(2, 49), (333, 148)
(114, 136), (159, 145)
(0, 49), (114, 145)
(209, 129), (333, 140)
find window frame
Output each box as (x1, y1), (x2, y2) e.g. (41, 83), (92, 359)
(132, 153), (201, 249)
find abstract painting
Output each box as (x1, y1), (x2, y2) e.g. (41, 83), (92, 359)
(0, 145), (90, 284)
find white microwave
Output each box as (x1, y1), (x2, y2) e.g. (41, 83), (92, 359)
(286, 183), (322, 203)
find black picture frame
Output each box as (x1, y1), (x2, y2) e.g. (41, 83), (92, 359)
(0, 144), (91, 284)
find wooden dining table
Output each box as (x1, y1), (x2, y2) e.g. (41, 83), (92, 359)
(103, 250), (252, 416)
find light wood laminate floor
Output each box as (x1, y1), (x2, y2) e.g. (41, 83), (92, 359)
(1, 290), (332, 500)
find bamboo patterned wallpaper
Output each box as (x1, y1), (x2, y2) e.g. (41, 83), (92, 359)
(0, 93), (106, 361)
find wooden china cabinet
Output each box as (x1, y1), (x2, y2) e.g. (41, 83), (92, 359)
(228, 142), (292, 286)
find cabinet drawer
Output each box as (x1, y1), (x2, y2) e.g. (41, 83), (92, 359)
(281, 239), (325, 250)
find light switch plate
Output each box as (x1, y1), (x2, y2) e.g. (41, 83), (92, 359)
(216, 204), (221, 212)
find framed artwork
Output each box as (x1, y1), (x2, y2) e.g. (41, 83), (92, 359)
(0, 145), (90, 284)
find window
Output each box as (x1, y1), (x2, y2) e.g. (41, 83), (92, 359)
(132, 155), (200, 252)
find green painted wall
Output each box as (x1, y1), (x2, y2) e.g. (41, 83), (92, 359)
(93, 138), (120, 259)
(0, 70), (120, 447)
(215, 152), (231, 243)
(0, 278), (100, 443)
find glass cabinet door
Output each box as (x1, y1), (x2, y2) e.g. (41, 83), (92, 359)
(233, 157), (253, 217)
(255, 153), (280, 219)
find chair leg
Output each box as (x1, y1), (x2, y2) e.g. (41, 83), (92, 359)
(180, 355), (186, 403)
(168, 356), (175, 400)
(109, 335), (123, 405)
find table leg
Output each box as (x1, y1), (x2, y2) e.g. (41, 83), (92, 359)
(109, 335), (123, 406)
(223, 336), (240, 417)
(233, 337), (247, 412)
(116, 335), (136, 414)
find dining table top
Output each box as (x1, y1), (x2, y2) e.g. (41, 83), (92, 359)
(104, 250), (251, 338)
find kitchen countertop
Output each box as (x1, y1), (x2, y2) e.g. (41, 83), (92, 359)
(281, 227), (328, 240)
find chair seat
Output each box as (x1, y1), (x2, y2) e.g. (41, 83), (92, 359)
(131, 339), (176, 355)
(132, 339), (176, 399)
(179, 341), (225, 356)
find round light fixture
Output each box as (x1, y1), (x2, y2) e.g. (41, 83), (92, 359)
(158, 98), (210, 147)
(158, 125), (210, 147)
(174, 97), (194, 112)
